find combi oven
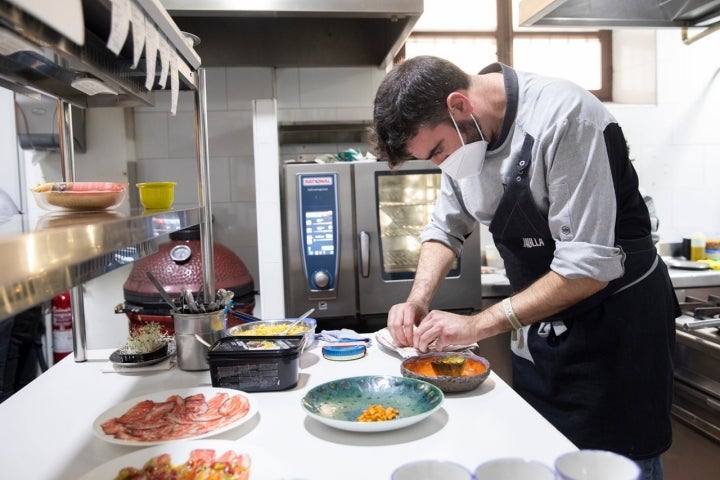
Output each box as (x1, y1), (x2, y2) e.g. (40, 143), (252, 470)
(281, 160), (482, 320)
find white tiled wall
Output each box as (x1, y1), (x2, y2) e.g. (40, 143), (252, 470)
(132, 66), (385, 322)
(607, 30), (720, 242)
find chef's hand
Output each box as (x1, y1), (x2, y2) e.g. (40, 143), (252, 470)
(387, 301), (428, 347)
(413, 310), (479, 353)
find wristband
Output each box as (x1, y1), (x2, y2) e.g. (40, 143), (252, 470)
(502, 297), (523, 330)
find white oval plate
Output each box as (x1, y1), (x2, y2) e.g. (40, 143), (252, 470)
(92, 387), (257, 446)
(78, 439), (286, 479)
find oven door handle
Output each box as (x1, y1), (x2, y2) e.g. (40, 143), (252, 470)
(359, 231), (370, 278)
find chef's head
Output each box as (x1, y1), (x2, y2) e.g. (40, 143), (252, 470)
(370, 56), (471, 169)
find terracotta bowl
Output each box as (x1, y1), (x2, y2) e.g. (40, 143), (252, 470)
(401, 352), (491, 393)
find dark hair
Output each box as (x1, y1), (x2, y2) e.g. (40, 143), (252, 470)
(370, 56), (470, 168)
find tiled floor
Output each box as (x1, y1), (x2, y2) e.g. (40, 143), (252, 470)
(663, 418), (720, 480)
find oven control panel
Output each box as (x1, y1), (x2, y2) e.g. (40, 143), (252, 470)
(297, 173), (339, 294)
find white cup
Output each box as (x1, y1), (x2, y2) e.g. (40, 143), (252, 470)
(555, 450), (641, 480)
(391, 460), (473, 480)
(474, 457), (555, 480)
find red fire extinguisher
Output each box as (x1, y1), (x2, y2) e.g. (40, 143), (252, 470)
(51, 291), (73, 363)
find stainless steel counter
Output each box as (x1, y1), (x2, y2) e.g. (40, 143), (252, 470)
(481, 261), (720, 301)
(666, 265), (720, 289)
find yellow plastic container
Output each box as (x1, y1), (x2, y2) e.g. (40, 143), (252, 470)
(136, 182), (176, 209)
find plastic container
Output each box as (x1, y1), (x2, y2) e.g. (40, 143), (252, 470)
(226, 317), (316, 348)
(207, 335), (305, 392)
(136, 181), (176, 209)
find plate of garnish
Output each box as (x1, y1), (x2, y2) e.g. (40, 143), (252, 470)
(301, 375), (444, 432)
(110, 322), (174, 367)
(78, 439), (287, 479)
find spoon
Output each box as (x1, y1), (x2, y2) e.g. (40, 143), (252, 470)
(145, 272), (177, 311)
(282, 308), (315, 335)
(183, 289), (198, 313)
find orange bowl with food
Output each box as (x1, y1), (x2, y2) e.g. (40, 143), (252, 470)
(401, 352), (491, 393)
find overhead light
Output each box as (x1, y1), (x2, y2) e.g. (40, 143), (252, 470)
(70, 77), (119, 96)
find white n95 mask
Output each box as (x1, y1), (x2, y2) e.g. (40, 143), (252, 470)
(440, 112), (488, 180)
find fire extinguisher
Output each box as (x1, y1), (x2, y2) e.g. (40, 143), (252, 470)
(51, 291), (73, 363)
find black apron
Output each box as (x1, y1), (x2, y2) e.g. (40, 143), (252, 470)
(488, 133), (678, 460)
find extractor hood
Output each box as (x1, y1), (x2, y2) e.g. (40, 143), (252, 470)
(520, 0), (720, 27)
(160, 0), (423, 67)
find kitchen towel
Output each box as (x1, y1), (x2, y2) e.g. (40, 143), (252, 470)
(375, 327), (478, 359)
(316, 329), (372, 345)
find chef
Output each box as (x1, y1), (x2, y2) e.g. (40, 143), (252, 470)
(371, 55), (679, 480)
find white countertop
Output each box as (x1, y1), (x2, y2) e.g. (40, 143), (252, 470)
(0, 337), (576, 479)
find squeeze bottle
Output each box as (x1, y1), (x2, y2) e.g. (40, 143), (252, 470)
(690, 232), (706, 261)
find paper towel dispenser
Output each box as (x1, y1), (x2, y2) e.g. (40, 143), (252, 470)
(14, 93), (86, 153)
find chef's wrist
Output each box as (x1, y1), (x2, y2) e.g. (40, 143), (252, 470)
(405, 299), (429, 315)
(502, 297), (524, 331)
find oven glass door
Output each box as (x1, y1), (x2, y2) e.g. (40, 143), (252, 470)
(375, 169), (459, 280)
(354, 160), (481, 316)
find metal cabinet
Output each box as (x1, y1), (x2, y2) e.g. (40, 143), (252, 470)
(0, 0), (215, 361)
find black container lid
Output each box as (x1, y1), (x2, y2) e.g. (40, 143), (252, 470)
(208, 335), (304, 357)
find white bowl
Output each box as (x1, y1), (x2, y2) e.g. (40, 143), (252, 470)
(474, 458), (555, 480)
(555, 450), (641, 480)
(392, 460), (473, 480)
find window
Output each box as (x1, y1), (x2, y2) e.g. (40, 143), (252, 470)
(399, 0), (612, 100)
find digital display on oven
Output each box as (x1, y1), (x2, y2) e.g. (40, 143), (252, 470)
(305, 210), (334, 256)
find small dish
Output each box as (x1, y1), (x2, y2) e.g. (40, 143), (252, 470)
(136, 181), (176, 209)
(401, 352), (491, 393)
(475, 458), (555, 480)
(301, 375), (444, 432)
(109, 341), (175, 367)
(555, 450), (641, 480)
(393, 460), (474, 480)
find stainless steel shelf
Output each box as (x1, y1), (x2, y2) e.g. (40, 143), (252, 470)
(0, 0), (214, 363)
(0, 207), (201, 320)
(0, 0), (200, 108)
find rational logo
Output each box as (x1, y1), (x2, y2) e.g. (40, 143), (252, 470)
(303, 176), (333, 186)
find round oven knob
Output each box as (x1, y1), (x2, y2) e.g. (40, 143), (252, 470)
(313, 270), (330, 289)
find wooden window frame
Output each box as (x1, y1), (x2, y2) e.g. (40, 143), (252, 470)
(397, 1), (613, 101)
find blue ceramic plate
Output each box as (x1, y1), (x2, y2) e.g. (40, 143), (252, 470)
(301, 375), (444, 432)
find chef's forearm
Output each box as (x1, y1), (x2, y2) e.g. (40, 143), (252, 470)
(473, 271), (607, 339)
(406, 241), (456, 309)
